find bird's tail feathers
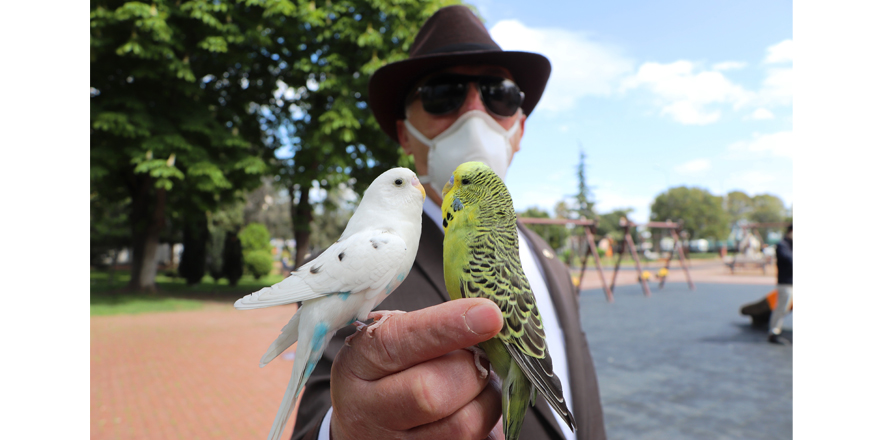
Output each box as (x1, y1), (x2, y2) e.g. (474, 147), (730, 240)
(502, 364), (532, 440)
(260, 311), (302, 367)
(266, 323), (332, 440)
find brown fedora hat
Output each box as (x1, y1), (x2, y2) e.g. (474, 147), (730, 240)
(368, 5), (551, 143)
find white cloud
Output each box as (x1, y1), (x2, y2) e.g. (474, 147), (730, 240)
(728, 131), (793, 159)
(490, 20), (635, 112)
(764, 39), (793, 64)
(712, 61), (747, 71)
(758, 66), (792, 107)
(748, 108), (775, 120)
(620, 60), (752, 125)
(674, 158), (712, 174)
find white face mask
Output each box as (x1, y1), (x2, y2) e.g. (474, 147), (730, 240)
(404, 110), (521, 195)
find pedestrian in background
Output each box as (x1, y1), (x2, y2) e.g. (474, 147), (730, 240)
(768, 224), (793, 344)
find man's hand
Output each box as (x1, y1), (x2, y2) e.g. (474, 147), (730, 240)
(329, 298), (504, 440)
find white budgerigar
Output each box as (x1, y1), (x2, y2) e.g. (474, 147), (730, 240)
(234, 167), (426, 440)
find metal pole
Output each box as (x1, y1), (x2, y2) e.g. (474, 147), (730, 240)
(627, 231), (651, 296)
(585, 225), (613, 302)
(672, 227), (695, 290)
(609, 222), (627, 294)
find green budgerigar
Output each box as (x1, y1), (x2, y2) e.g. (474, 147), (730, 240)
(441, 161), (576, 440)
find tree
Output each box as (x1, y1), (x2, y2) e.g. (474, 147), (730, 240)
(572, 149), (596, 220)
(596, 208), (635, 242)
(518, 207), (570, 252)
(725, 190), (753, 223)
(91, 0), (459, 289)
(222, 231), (244, 286)
(650, 186), (730, 240)
(268, 0), (460, 268)
(91, 0), (283, 290)
(177, 211), (208, 285)
(749, 193), (787, 224)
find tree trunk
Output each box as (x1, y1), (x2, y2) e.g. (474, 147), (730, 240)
(290, 185), (313, 269)
(127, 177), (167, 292)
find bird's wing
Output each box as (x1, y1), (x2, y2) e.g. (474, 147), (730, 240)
(234, 229), (408, 310)
(500, 259), (577, 432)
(453, 229), (576, 431)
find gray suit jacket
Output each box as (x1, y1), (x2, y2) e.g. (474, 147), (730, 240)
(292, 213), (606, 440)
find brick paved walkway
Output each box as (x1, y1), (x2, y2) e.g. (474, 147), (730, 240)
(90, 260), (782, 439)
(91, 302), (303, 440)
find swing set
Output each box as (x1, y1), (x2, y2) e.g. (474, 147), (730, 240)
(608, 217), (695, 299)
(517, 217), (613, 302)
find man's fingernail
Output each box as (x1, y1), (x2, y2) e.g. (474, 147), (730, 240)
(465, 302), (500, 335)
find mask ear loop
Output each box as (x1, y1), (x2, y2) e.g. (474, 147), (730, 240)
(403, 119), (434, 147)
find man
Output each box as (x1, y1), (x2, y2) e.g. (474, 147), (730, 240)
(291, 6), (606, 439)
(768, 225), (793, 345)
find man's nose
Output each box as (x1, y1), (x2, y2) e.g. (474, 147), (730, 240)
(458, 82), (487, 115)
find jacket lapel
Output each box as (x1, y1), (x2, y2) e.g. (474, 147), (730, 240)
(413, 212), (450, 302)
(519, 223), (591, 440)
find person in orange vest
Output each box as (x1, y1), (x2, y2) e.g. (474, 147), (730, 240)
(767, 224), (793, 345)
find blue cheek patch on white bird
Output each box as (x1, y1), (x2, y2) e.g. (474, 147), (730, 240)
(338, 291), (351, 301)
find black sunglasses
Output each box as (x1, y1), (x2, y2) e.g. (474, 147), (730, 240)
(413, 74), (525, 117)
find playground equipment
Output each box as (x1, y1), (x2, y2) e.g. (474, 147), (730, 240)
(609, 217), (695, 299)
(726, 222), (790, 274)
(518, 217), (613, 302)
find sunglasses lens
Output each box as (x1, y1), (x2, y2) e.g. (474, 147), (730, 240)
(480, 78), (523, 117)
(419, 80), (467, 115)
(418, 75), (523, 116)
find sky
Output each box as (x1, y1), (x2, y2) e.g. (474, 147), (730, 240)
(466, 0), (793, 223)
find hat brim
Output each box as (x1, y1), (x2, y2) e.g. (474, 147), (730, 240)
(368, 50), (551, 143)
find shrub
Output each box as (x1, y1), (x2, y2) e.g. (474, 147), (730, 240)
(244, 250), (274, 280)
(239, 223), (274, 280)
(239, 223), (272, 254)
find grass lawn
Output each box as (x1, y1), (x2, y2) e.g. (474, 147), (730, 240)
(90, 269), (286, 316)
(569, 252), (720, 268)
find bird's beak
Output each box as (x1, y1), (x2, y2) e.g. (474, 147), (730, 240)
(441, 180), (453, 200)
(412, 176), (426, 200)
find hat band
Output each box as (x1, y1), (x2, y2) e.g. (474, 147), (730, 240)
(421, 42), (501, 56)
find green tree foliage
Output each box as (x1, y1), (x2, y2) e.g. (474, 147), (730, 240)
(239, 222), (272, 254)
(651, 186), (730, 240)
(596, 208), (635, 242)
(239, 222), (273, 279)
(749, 193), (787, 224)
(725, 190), (753, 222)
(270, 0), (460, 268)
(518, 207), (570, 252)
(91, 0), (458, 289)
(572, 150), (596, 220)
(244, 251), (275, 280)
(91, 0), (277, 290)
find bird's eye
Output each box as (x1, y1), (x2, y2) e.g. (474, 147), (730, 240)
(461, 178), (471, 185)
(394, 178), (403, 186)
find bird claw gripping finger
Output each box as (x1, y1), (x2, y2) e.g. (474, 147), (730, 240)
(343, 320), (369, 346)
(465, 345), (490, 379)
(364, 310), (406, 338)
